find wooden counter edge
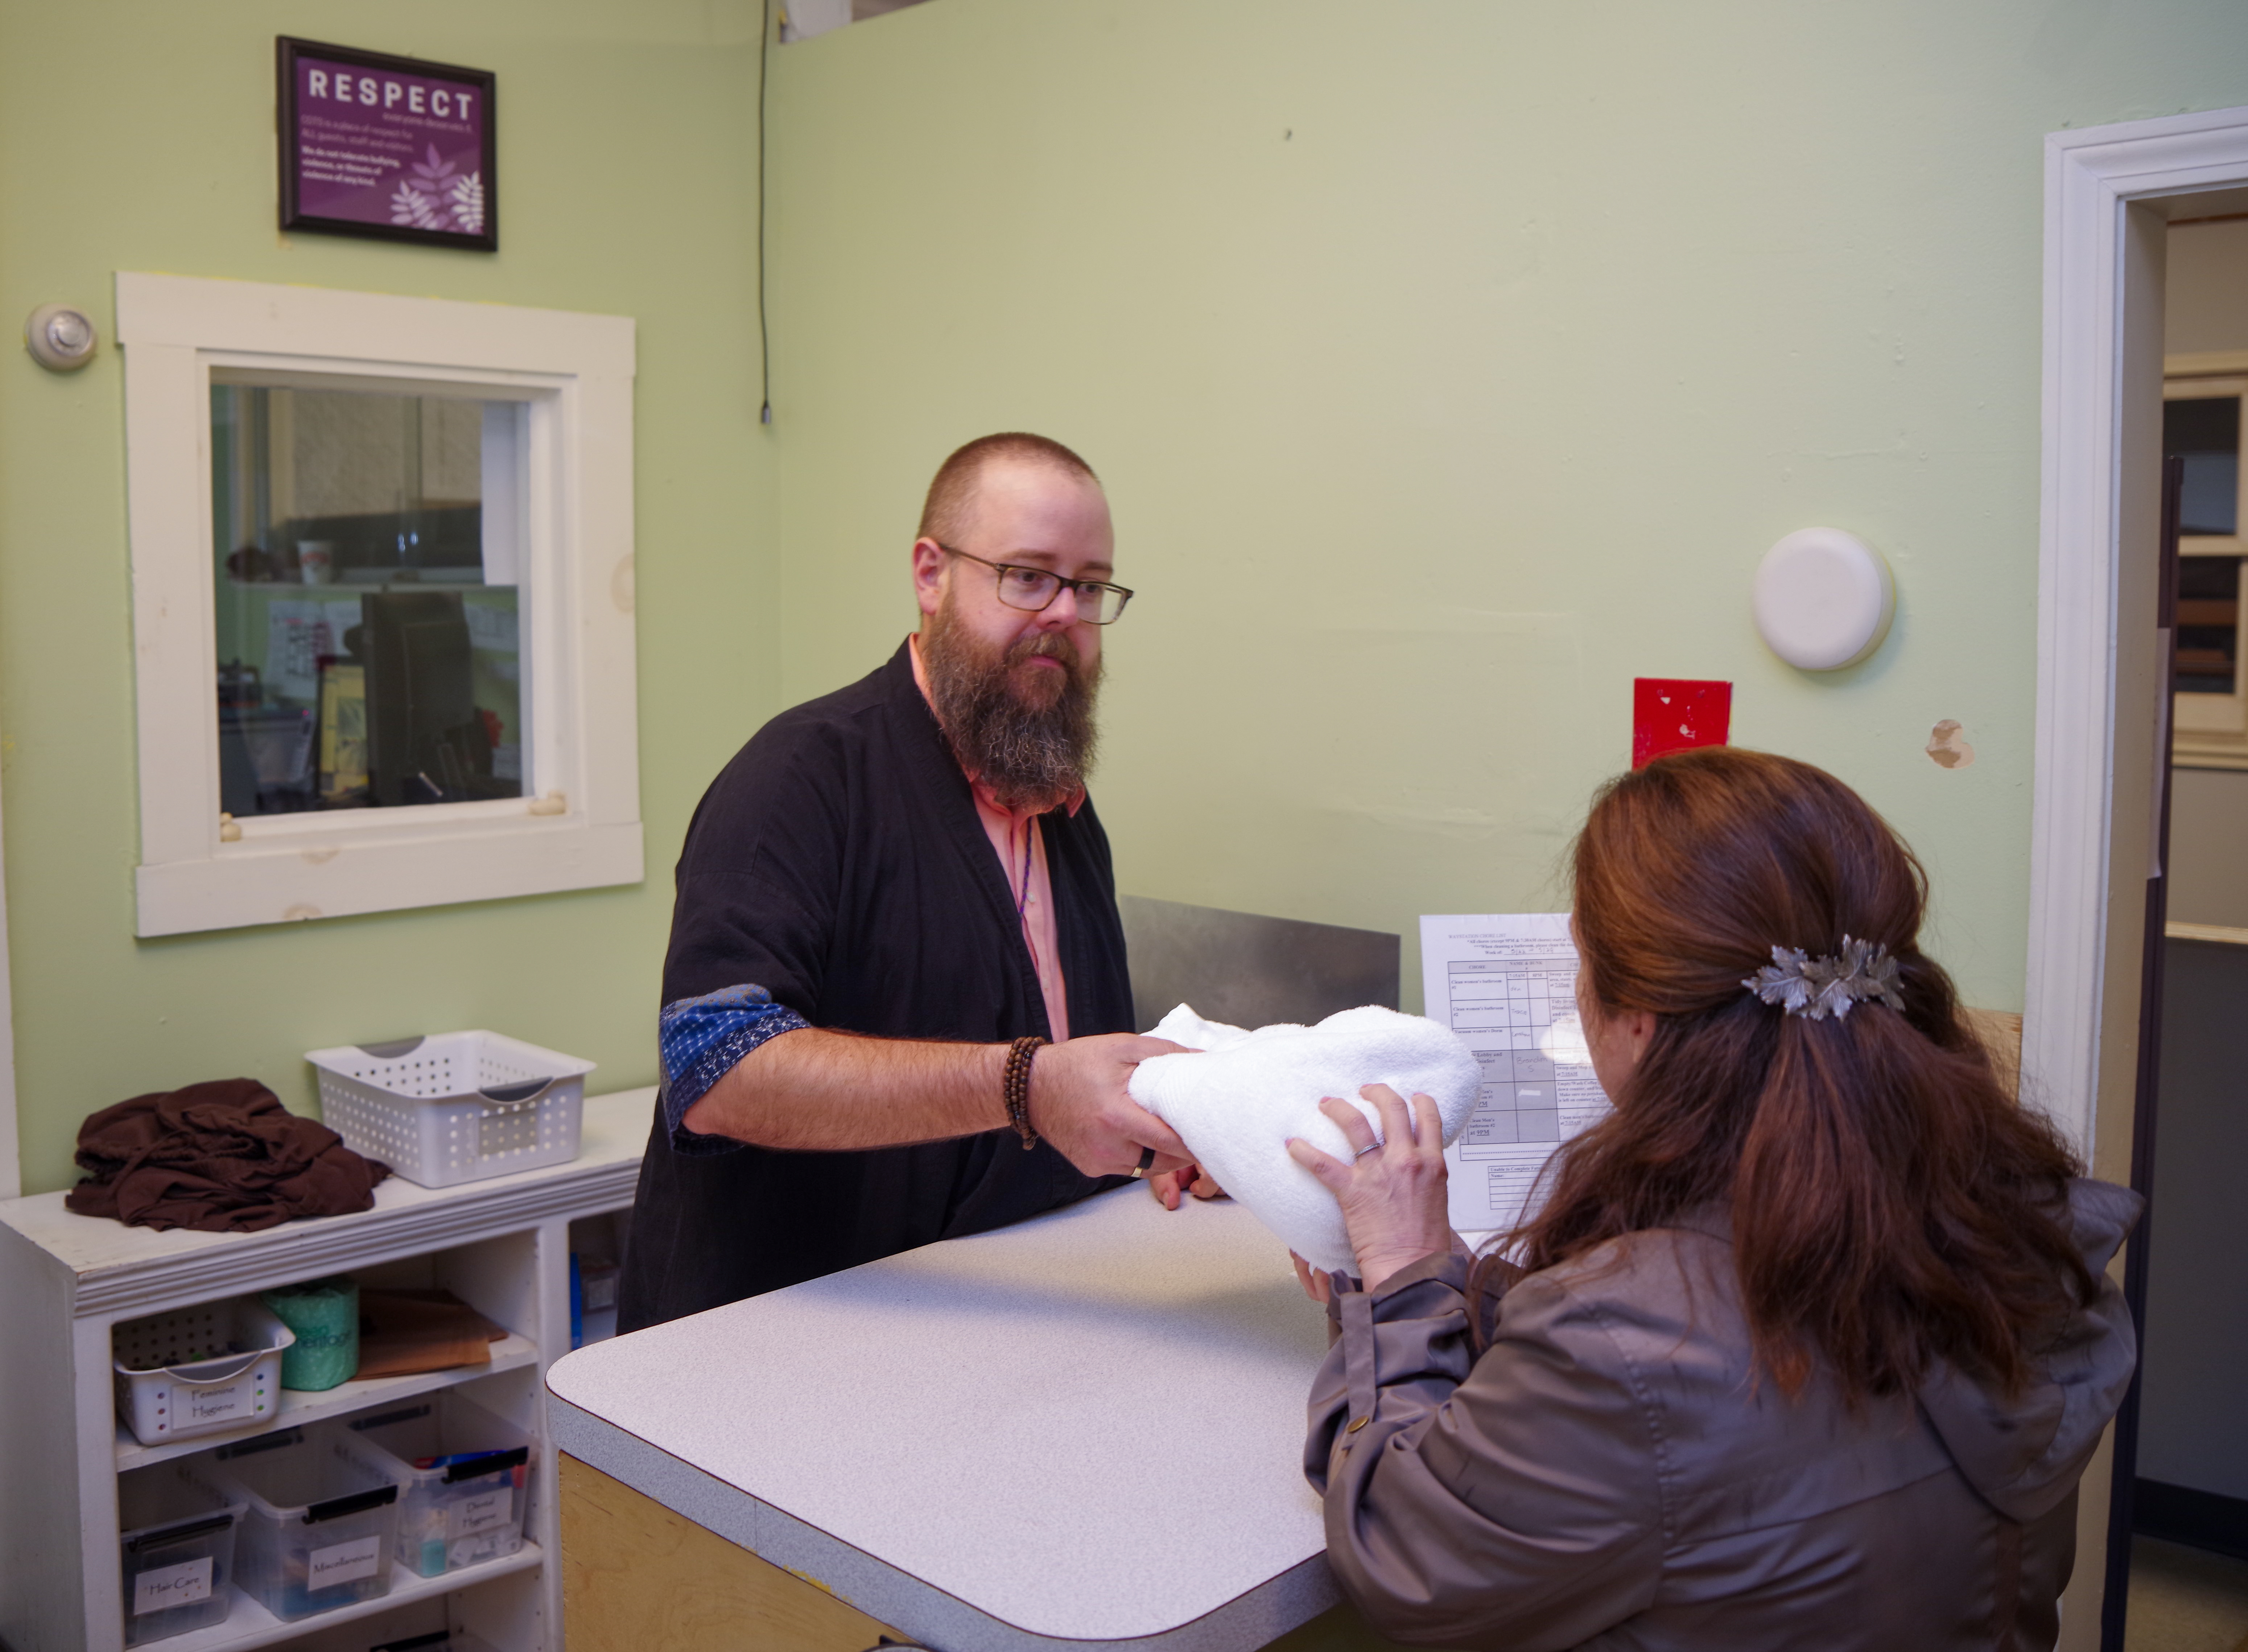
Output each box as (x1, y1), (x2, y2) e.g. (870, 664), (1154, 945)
(561, 1451), (911, 1652)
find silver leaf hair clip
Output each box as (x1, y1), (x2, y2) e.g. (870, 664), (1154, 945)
(1742, 935), (1906, 1021)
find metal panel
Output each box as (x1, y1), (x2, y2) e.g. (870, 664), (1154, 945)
(1118, 896), (1399, 1035)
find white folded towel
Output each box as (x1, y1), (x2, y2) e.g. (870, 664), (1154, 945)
(1129, 1003), (1482, 1273)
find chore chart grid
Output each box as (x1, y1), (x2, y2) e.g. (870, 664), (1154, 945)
(1420, 913), (1614, 1234)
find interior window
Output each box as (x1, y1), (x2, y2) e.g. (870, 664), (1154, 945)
(2164, 390), (2244, 703)
(210, 379), (526, 816)
(2168, 394), (2241, 537)
(2175, 556), (2240, 696)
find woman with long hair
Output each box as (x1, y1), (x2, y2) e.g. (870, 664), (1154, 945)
(1289, 748), (2140, 1649)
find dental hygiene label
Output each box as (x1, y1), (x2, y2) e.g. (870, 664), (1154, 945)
(1420, 913), (1613, 1236)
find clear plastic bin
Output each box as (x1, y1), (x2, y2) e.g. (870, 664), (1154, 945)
(112, 1298), (295, 1447)
(188, 1426), (399, 1621)
(117, 1466), (243, 1645)
(335, 1393), (532, 1578)
(306, 1031), (594, 1188)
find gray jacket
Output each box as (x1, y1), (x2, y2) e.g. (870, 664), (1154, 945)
(1304, 1179), (2141, 1650)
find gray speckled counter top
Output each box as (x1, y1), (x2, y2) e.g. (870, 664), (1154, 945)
(546, 1184), (1344, 1651)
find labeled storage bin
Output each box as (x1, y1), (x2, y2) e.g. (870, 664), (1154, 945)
(335, 1393), (532, 1577)
(188, 1426), (399, 1622)
(114, 1300), (295, 1447)
(118, 1466), (243, 1645)
(308, 1031), (595, 1188)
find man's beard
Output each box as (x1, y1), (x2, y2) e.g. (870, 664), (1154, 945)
(921, 601), (1102, 812)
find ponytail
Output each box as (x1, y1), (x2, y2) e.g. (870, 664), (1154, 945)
(1471, 750), (2093, 1402)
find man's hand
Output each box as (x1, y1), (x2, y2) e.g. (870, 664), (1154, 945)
(1027, 1033), (1192, 1179)
(1147, 1164), (1228, 1211)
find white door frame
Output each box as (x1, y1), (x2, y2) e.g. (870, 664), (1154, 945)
(2028, 103), (2248, 1163)
(2032, 102), (2248, 1652)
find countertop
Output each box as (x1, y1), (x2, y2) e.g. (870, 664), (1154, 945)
(546, 1184), (1344, 1652)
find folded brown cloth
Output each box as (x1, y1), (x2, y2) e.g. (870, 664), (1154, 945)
(356, 1288), (506, 1378)
(66, 1078), (389, 1232)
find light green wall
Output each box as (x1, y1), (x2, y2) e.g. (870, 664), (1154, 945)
(759, 0), (2248, 1018)
(0, 0), (776, 1193)
(5, 0), (2246, 1195)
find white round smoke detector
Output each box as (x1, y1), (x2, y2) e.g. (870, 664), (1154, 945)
(23, 304), (96, 372)
(1751, 527), (1894, 671)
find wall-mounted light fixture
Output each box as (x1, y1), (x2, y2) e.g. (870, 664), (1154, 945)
(1752, 527), (1895, 671)
(24, 305), (97, 372)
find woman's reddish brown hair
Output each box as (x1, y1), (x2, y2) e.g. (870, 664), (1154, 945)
(1472, 747), (2094, 1401)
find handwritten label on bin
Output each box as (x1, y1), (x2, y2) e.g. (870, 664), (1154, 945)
(449, 1485), (513, 1541)
(308, 1533), (383, 1590)
(182, 1380), (253, 1425)
(132, 1556), (213, 1615)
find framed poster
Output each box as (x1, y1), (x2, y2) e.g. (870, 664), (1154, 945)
(277, 37), (497, 252)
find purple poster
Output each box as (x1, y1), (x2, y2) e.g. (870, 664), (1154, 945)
(278, 38), (497, 251)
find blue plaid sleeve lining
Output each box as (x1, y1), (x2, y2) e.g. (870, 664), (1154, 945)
(657, 984), (812, 1156)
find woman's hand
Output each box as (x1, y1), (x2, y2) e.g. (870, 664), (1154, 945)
(1286, 1084), (1453, 1292)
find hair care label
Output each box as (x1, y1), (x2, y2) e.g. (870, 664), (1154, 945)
(133, 1555), (214, 1615)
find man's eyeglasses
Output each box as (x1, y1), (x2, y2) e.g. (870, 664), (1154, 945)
(937, 544), (1134, 625)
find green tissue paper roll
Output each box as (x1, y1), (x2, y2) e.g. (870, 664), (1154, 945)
(263, 1275), (359, 1391)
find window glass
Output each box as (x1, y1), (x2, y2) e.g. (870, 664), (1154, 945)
(210, 379), (526, 815)
(2165, 395), (2241, 537)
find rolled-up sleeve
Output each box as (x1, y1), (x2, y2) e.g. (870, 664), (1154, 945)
(1305, 1253), (1667, 1649)
(656, 985), (810, 1155)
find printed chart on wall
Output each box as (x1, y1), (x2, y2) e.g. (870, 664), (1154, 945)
(1421, 913), (1613, 1235)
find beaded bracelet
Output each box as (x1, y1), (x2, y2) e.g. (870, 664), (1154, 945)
(1003, 1035), (1047, 1151)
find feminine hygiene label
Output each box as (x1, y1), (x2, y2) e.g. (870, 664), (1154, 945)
(308, 1533), (383, 1590)
(448, 1484), (512, 1541)
(1420, 914), (1614, 1236)
(181, 1379), (252, 1428)
(132, 1556), (213, 1615)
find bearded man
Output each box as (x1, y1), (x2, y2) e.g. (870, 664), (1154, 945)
(618, 433), (1192, 1330)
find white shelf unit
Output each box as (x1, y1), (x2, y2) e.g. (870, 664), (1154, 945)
(0, 1087), (655, 1652)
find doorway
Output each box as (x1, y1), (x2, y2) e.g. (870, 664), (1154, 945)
(2030, 109), (2248, 1652)
(2117, 199), (2248, 1652)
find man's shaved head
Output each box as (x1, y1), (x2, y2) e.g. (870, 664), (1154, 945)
(917, 432), (1101, 547)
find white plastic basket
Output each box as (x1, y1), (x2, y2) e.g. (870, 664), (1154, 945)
(307, 1031), (595, 1190)
(113, 1299), (295, 1447)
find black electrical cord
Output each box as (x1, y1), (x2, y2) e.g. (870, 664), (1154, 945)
(758, 0), (774, 425)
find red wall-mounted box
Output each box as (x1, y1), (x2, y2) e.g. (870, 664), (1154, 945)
(1632, 679), (1732, 769)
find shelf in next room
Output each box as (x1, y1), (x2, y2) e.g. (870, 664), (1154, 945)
(115, 1332), (540, 1471)
(152, 1541), (543, 1652)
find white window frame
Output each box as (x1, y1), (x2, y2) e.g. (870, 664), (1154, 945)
(117, 273), (642, 936)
